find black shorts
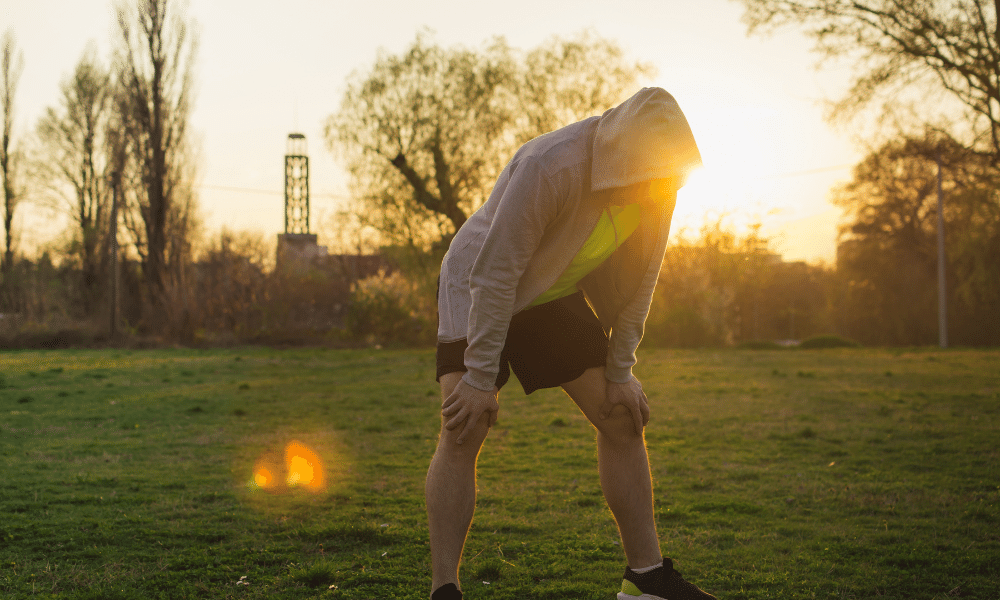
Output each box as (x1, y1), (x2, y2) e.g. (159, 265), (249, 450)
(436, 291), (609, 394)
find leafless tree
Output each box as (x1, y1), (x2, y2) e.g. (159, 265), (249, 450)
(1, 30), (24, 274)
(114, 0), (199, 321)
(35, 47), (113, 313)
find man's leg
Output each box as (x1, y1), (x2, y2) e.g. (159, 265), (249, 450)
(425, 371), (493, 595)
(561, 366), (662, 568)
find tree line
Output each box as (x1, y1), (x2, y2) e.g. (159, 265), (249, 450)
(2, 0), (198, 340)
(0, 0), (997, 348)
(734, 0), (1000, 346)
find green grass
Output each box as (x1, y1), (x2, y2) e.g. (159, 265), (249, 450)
(1, 347), (998, 599)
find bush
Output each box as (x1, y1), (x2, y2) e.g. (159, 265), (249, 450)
(345, 270), (433, 346)
(0, 327), (106, 349)
(799, 334), (861, 349)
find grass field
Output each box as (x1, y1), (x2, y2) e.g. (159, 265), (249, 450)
(1, 346), (998, 599)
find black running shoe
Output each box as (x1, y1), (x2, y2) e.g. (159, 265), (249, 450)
(618, 558), (717, 600)
(431, 583), (463, 600)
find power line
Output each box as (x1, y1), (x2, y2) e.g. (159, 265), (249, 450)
(199, 184), (351, 200)
(200, 184), (278, 196)
(201, 162), (856, 198)
(764, 164), (854, 180)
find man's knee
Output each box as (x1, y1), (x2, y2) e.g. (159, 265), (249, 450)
(595, 404), (643, 446)
(435, 371), (491, 457)
(438, 411), (491, 450)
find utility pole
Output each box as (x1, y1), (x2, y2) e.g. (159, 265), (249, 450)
(109, 170), (120, 340)
(936, 150), (948, 348)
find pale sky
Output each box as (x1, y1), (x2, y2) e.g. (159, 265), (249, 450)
(3, 0), (859, 263)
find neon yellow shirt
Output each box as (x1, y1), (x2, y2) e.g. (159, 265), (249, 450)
(529, 203), (642, 307)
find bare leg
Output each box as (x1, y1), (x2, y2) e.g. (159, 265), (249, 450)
(562, 366), (662, 568)
(425, 372), (493, 595)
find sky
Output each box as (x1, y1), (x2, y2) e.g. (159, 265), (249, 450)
(3, 0), (860, 263)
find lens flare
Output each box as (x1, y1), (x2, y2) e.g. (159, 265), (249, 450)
(254, 467), (272, 488)
(249, 441), (327, 494)
(251, 451), (284, 493)
(285, 440), (324, 492)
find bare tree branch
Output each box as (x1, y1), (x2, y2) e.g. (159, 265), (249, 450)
(1, 29), (24, 273)
(34, 47), (113, 313)
(114, 0), (198, 322)
(737, 0), (1000, 164)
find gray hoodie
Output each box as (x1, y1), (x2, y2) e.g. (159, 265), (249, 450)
(438, 87), (702, 392)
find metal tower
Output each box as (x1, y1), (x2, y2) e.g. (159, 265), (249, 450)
(284, 133), (310, 234)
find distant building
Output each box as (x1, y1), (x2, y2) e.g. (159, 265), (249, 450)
(272, 132), (390, 328)
(276, 133), (321, 274)
(276, 232), (327, 274)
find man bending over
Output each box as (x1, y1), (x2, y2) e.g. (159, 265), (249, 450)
(427, 87), (716, 600)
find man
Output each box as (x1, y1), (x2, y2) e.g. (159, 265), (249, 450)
(426, 87), (715, 600)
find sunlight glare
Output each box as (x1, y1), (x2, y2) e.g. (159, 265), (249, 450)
(254, 467), (273, 489)
(249, 441), (327, 494)
(670, 93), (794, 237)
(675, 162), (784, 238)
(284, 440), (325, 492)
(251, 451), (283, 493)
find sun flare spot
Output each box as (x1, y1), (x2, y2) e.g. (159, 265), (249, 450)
(249, 441), (326, 494)
(285, 440), (324, 491)
(251, 451), (283, 492)
(253, 467), (273, 489)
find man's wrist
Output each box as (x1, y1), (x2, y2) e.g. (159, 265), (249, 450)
(461, 368), (497, 393)
(604, 365), (633, 384)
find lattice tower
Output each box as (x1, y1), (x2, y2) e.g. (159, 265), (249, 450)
(284, 133), (310, 234)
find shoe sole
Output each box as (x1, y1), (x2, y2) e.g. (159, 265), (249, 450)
(618, 593), (665, 600)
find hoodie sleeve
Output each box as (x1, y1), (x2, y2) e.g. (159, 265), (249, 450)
(463, 157), (559, 392)
(604, 191), (676, 384)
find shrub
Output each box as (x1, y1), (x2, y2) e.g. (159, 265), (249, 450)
(345, 270), (432, 346)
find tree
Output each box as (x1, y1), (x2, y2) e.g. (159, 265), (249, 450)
(1, 29), (24, 276)
(646, 220), (795, 347)
(832, 131), (1000, 344)
(757, 259), (834, 342)
(114, 0), (199, 322)
(325, 30), (654, 273)
(35, 47), (113, 315)
(735, 0), (1000, 165)
(189, 229), (270, 339)
(520, 30), (656, 137)
(327, 31), (516, 266)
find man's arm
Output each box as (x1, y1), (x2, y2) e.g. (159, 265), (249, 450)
(443, 158), (559, 442)
(462, 157), (559, 391)
(604, 189), (677, 385)
(601, 188), (678, 433)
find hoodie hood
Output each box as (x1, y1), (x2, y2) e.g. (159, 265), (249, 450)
(591, 87), (702, 192)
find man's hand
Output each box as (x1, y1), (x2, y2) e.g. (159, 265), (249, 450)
(441, 380), (500, 445)
(599, 376), (650, 435)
